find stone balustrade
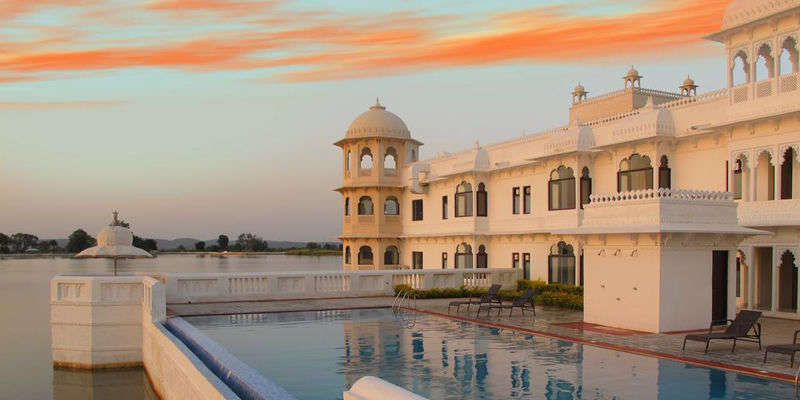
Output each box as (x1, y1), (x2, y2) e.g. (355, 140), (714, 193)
(738, 199), (800, 227)
(161, 269), (520, 304)
(579, 189), (744, 233)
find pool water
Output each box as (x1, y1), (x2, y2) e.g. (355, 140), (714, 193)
(187, 308), (795, 400)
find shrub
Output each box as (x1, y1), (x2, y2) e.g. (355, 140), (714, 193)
(392, 279), (583, 310)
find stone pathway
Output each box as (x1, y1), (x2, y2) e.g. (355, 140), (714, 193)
(169, 297), (800, 382)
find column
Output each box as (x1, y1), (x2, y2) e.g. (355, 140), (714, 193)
(774, 154), (782, 200)
(750, 161), (758, 201)
(772, 246), (779, 312)
(743, 246), (755, 309)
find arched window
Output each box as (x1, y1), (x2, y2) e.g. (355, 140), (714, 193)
(344, 197), (350, 216)
(383, 245), (399, 265)
(346, 151), (351, 172)
(358, 246), (373, 265)
(579, 167), (592, 208)
(476, 245), (488, 269)
(782, 148), (795, 200)
(732, 157), (746, 200)
(548, 242), (575, 285)
(476, 183), (487, 217)
(618, 154), (653, 192)
(384, 196), (399, 215)
(344, 246), (351, 264)
(358, 196), (373, 215)
(779, 250), (797, 312)
(732, 51), (750, 86)
(780, 37), (799, 75)
(409, 148), (418, 162)
(658, 156), (671, 189)
(756, 43), (774, 81)
(455, 243), (473, 269)
(384, 147), (397, 174)
(455, 181), (473, 217)
(549, 166), (575, 210)
(360, 148), (373, 170)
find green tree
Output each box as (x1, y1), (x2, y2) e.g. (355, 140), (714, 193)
(133, 236), (158, 252)
(307, 242), (320, 249)
(217, 235), (229, 250)
(0, 233), (10, 253)
(195, 241), (205, 251)
(177, 245), (186, 252)
(66, 229), (96, 253)
(237, 233), (267, 252)
(12, 233), (39, 253)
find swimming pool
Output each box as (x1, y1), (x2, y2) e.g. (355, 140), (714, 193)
(187, 308), (795, 400)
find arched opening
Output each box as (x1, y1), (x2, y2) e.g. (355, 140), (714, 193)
(358, 196), (374, 215)
(476, 183), (487, 217)
(549, 242), (575, 285)
(455, 181), (473, 217)
(756, 43), (774, 81)
(781, 37), (799, 75)
(781, 148), (796, 200)
(360, 148), (373, 173)
(384, 147), (397, 175)
(344, 246), (351, 264)
(455, 243), (473, 269)
(732, 156), (750, 200)
(476, 245), (488, 269)
(778, 251), (797, 312)
(579, 167), (592, 208)
(344, 197), (350, 216)
(409, 148), (417, 162)
(731, 51), (750, 86)
(345, 151), (351, 173)
(756, 151), (775, 201)
(384, 196), (399, 215)
(618, 154), (653, 192)
(658, 155), (671, 189)
(383, 245), (399, 265)
(549, 166), (575, 210)
(358, 246), (373, 265)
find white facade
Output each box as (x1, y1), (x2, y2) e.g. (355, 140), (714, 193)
(336, 1), (800, 329)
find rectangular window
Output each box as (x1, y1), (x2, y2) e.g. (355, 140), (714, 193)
(523, 186), (531, 214)
(736, 257), (741, 297)
(580, 177), (591, 208)
(512, 187), (520, 214)
(413, 251), (423, 269)
(412, 199), (423, 221)
(476, 188), (487, 217)
(512, 252), (519, 269)
(549, 178), (576, 210)
(455, 191), (473, 217)
(549, 255), (576, 285)
(442, 196), (448, 219)
(522, 253), (531, 280)
(618, 169), (653, 192)
(441, 252), (448, 269)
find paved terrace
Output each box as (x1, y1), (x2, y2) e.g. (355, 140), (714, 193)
(169, 297), (800, 382)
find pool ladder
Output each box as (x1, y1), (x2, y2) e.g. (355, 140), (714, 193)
(392, 289), (418, 328)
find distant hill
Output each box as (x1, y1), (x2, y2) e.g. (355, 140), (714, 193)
(51, 237), (338, 251)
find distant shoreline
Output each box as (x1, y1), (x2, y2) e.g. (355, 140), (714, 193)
(0, 251), (342, 260)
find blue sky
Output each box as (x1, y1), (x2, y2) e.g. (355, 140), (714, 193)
(0, 0), (731, 241)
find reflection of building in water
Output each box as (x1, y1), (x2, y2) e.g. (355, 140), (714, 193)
(338, 309), (793, 399)
(52, 368), (158, 400)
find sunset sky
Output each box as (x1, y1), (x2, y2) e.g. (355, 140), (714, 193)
(0, 0), (732, 242)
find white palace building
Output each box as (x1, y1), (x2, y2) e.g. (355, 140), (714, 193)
(335, 0), (800, 332)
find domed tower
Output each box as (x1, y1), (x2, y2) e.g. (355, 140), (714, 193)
(334, 100), (422, 270)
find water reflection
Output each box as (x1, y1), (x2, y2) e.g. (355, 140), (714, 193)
(53, 368), (158, 400)
(189, 309), (795, 400)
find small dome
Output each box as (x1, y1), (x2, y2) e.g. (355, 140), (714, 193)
(625, 66), (641, 78)
(573, 83), (586, 93)
(97, 225), (134, 247)
(721, 0), (800, 31)
(683, 76), (696, 86)
(346, 99), (410, 139)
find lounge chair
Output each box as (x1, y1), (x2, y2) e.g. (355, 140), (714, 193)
(682, 310), (762, 353)
(448, 284), (502, 313)
(478, 289), (536, 317)
(763, 329), (800, 367)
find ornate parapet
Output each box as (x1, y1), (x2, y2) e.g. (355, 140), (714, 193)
(564, 189), (759, 235)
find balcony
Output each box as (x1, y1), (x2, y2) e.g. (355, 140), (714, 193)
(558, 189), (754, 234)
(738, 199), (800, 227)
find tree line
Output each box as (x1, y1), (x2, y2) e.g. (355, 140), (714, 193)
(0, 229), (158, 254)
(178, 234), (341, 253)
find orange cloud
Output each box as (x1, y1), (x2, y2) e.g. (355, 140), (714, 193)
(0, 0), (732, 84)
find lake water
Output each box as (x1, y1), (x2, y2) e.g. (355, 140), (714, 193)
(0, 254), (341, 400)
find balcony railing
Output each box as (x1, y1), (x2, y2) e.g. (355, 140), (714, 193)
(738, 199), (800, 227)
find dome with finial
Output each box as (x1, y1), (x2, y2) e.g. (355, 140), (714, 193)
(345, 99), (411, 139)
(721, 0), (800, 31)
(683, 75), (696, 87)
(625, 66), (641, 79)
(573, 83), (586, 94)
